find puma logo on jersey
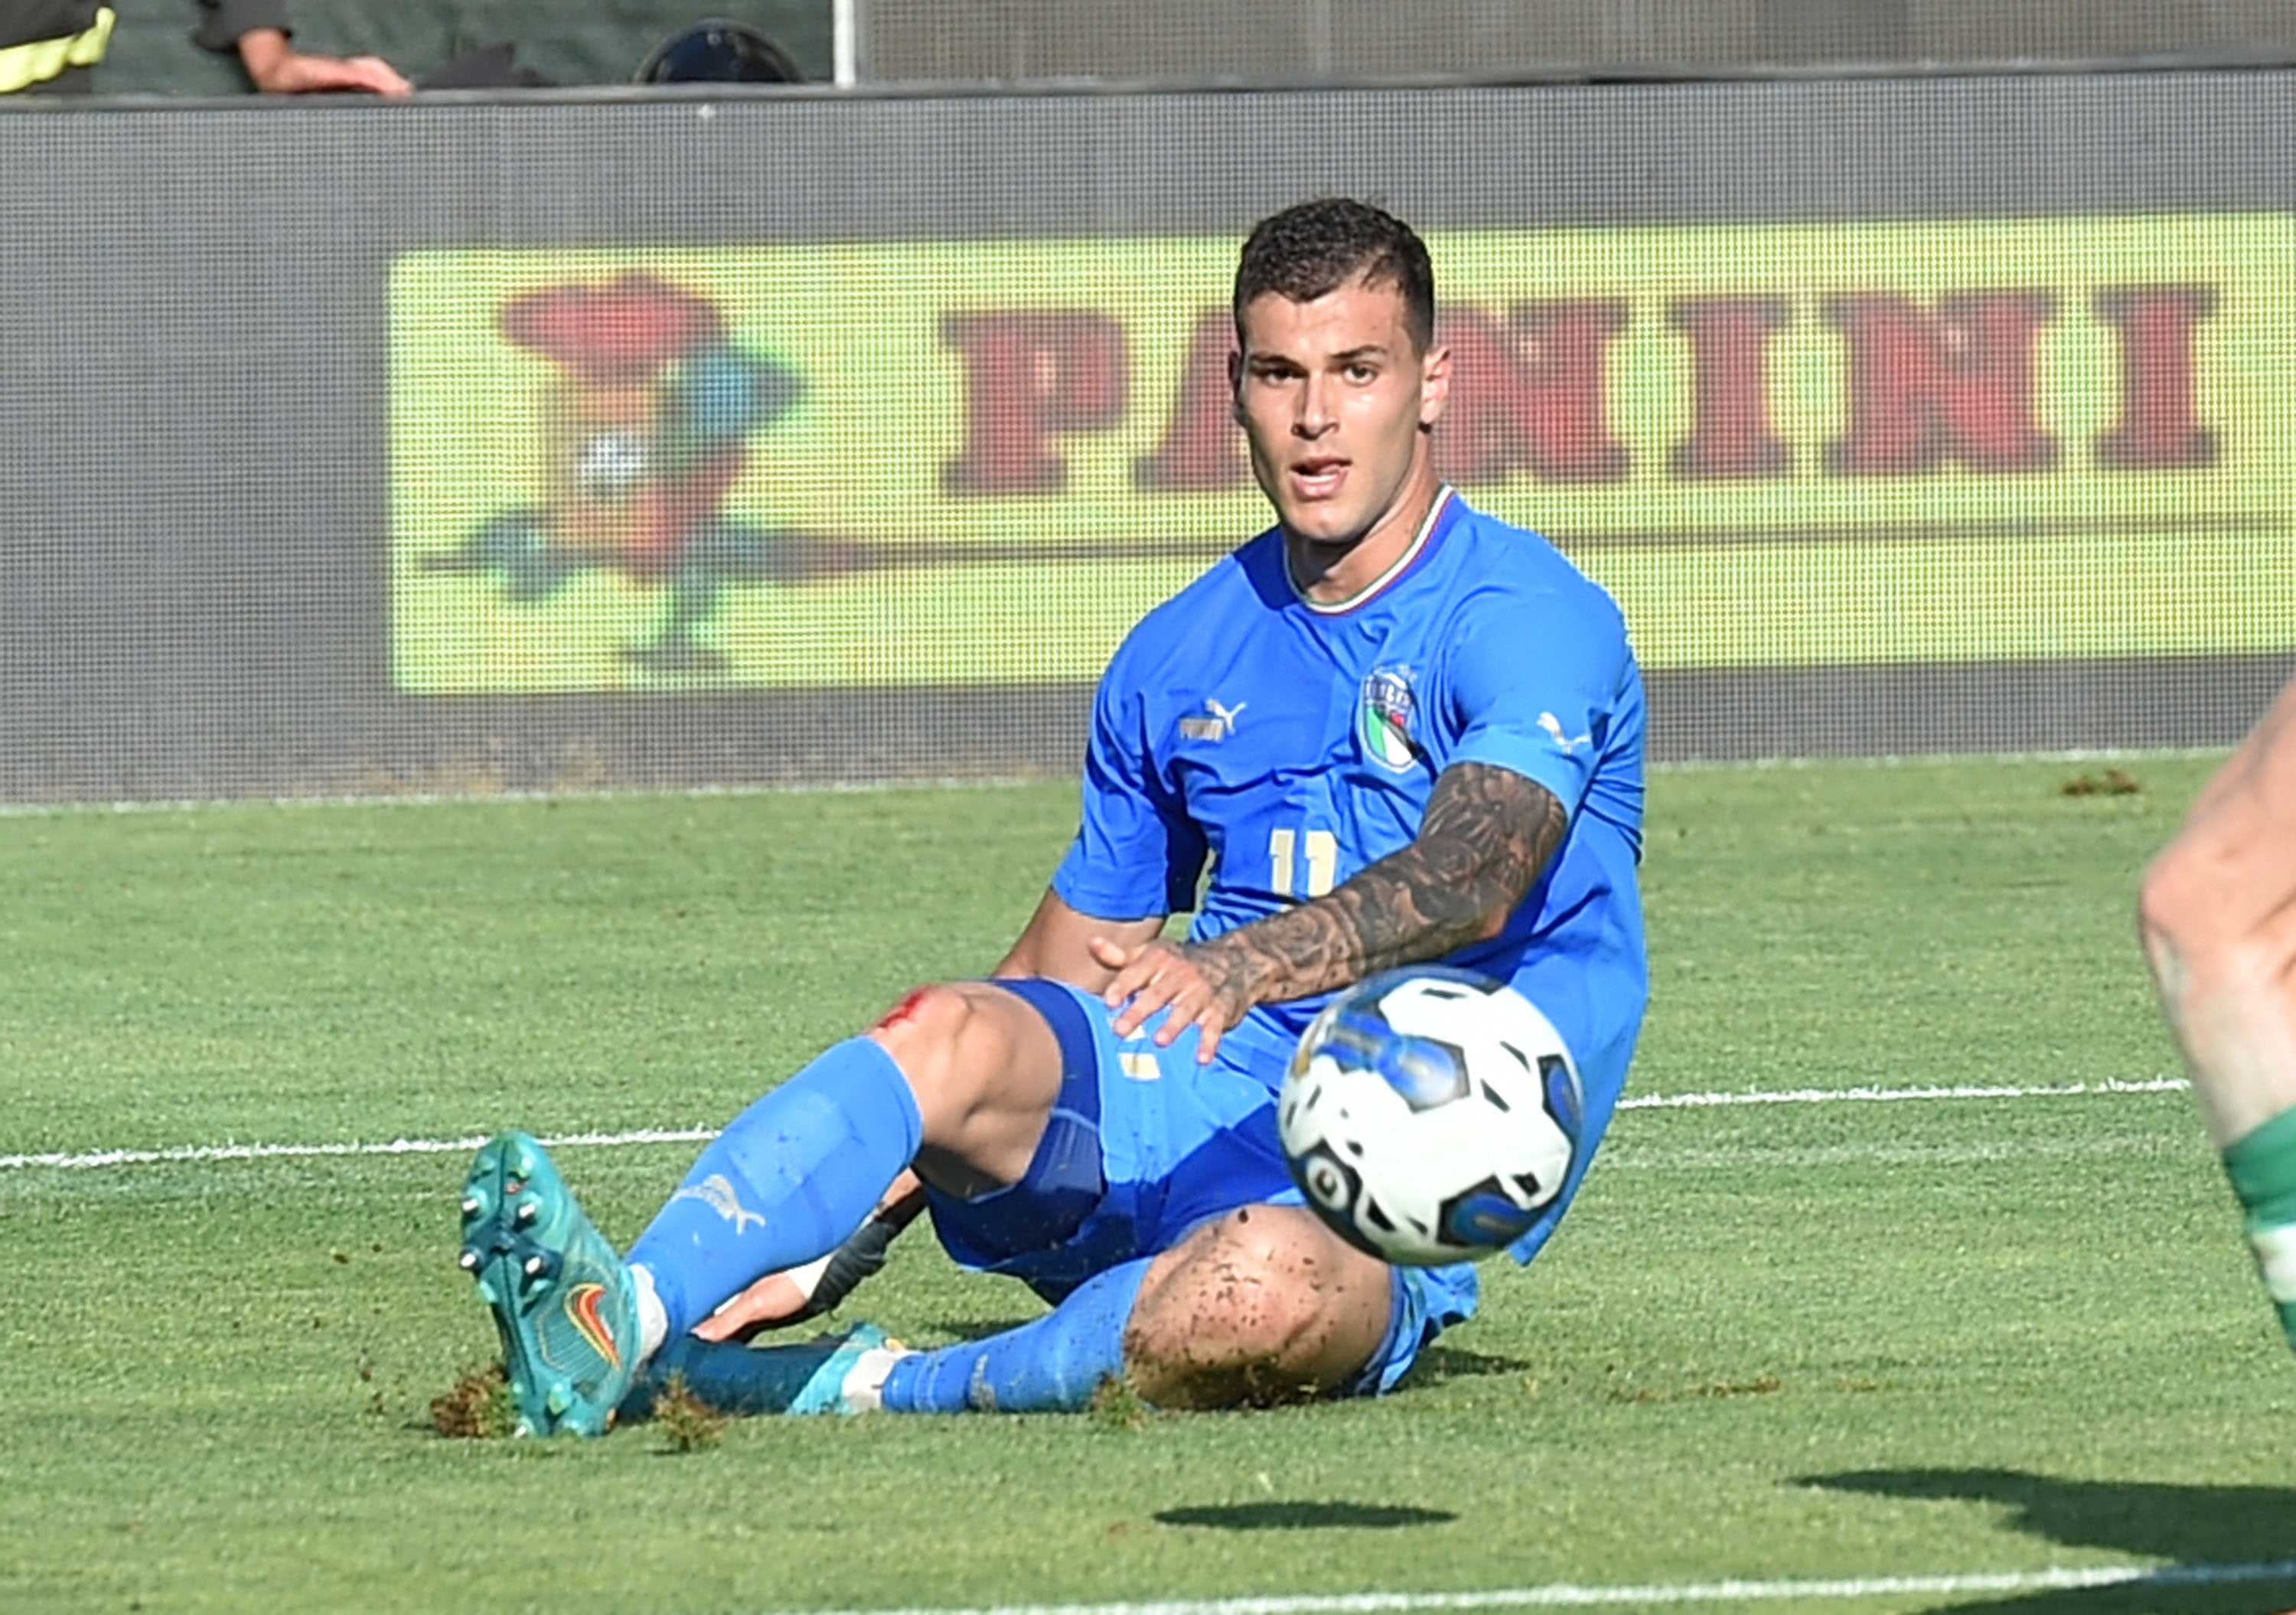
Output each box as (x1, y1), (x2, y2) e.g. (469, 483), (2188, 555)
(1539, 712), (1592, 755)
(670, 1173), (766, 1235)
(1179, 698), (1247, 741)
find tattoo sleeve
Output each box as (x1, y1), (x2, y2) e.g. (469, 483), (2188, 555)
(1191, 762), (1568, 1010)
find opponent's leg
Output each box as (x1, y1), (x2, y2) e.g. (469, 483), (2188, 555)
(2139, 672), (2296, 1349)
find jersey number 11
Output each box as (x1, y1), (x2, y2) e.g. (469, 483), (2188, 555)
(1269, 827), (1339, 900)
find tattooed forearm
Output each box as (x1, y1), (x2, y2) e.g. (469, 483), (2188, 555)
(1189, 762), (1567, 1010)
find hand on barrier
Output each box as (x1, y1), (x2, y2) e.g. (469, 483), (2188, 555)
(236, 28), (413, 96)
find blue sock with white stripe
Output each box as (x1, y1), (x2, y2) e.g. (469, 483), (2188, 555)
(878, 1254), (1150, 1413)
(625, 1038), (922, 1343)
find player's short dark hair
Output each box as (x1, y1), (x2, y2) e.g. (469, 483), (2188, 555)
(1232, 197), (1436, 354)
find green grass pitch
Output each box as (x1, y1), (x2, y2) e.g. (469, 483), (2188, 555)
(2, 756), (2292, 1614)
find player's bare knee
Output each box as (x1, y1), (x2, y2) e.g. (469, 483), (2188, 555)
(2140, 821), (2291, 995)
(863, 983), (991, 1122)
(2138, 843), (2208, 989)
(1125, 1208), (1375, 1397)
(864, 981), (1060, 1186)
(1195, 1209), (1332, 1346)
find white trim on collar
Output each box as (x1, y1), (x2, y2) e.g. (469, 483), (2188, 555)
(1287, 485), (1456, 615)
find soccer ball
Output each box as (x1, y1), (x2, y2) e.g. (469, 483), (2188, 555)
(1278, 967), (1583, 1267)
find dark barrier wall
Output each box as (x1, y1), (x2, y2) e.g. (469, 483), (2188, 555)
(99, 2), (833, 95)
(4, 77), (2295, 800)
(90, 1), (2296, 96)
(861, 1), (2296, 82)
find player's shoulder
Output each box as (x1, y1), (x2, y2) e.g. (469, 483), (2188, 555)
(1436, 497), (1627, 633)
(1105, 527), (1286, 671)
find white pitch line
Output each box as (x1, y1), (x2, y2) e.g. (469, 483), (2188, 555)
(0, 1126), (719, 1174)
(1616, 1075), (2186, 1110)
(742, 1559), (2296, 1615)
(0, 1078), (2189, 1176)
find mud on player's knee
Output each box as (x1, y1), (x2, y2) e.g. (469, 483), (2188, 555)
(1122, 1206), (1380, 1404)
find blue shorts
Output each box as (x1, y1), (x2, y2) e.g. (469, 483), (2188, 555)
(922, 978), (1479, 1396)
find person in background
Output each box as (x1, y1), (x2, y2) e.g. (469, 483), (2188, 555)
(1, 1), (409, 95)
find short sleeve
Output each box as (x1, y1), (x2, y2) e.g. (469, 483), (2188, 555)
(195, 0), (294, 51)
(1050, 660), (1207, 922)
(1443, 585), (1632, 817)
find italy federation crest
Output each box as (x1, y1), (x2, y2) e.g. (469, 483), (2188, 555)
(1358, 665), (1419, 772)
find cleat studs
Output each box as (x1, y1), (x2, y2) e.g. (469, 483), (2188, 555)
(546, 1383), (571, 1414)
(458, 1250), (479, 1271)
(523, 1255), (545, 1276)
(514, 1202), (538, 1225)
(475, 1281), (497, 1304)
(460, 1195), (481, 1215)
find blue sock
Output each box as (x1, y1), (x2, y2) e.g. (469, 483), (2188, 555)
(880, 1255), (1151, 1413)
(622, 1334), (858, 1420)
(625, 1038), (922, 1340)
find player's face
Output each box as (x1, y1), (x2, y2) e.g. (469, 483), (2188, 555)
(1231, 276), (1450, 579)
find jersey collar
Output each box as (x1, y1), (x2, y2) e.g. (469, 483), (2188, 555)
(1285, 485), (1456, 615)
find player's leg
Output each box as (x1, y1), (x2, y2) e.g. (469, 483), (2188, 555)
(797, 988), (1473, 1414)
(617, 975), (1147, 1417)
(623, 982), (1062, 1347)
(856, 1209), (1473, 1415)
(846, 1209), (1411, 1416)
(2138, 670), (2296, 1349)
(1105, 1018), (1480, 1408)
(458, 979), (1067, 1434)
(595, 982), (1469, 1418)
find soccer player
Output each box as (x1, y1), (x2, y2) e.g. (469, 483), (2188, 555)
(2140, 670), (2296, 1356)
(459, 197), (1649, 1434)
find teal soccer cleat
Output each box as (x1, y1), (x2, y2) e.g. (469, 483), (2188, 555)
(458, 1130), (640, 1437)
(785, 1323), (899, 1414)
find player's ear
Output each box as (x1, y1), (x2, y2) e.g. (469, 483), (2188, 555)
(1227, 344), (1245, 425)
(1417, 338), (1453, 429)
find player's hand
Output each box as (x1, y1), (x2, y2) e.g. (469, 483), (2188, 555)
(237, 29), (414, 96)
(692, 1261), (827, 1343)
(1089, 935), (1251, 1063)
(692, 1170), (925, 1342)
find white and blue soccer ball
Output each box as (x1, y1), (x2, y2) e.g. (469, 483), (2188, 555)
(1278, 967), (1583, 1267)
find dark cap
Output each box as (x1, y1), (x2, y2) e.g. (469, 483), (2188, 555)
(636, 21), (801, 83)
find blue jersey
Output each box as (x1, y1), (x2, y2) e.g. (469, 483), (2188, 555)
(1052, 488), (1649, 1158)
